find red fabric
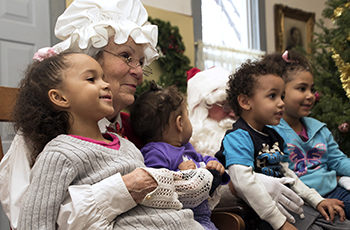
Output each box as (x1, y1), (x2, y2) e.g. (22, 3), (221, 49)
(106, 123), (127, 139)
(121, 112), (145, 149)
(186, 67), (201, 81)
(106, 126), (116, 133)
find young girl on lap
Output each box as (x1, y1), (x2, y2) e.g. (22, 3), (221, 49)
(16, 52), (206, 230)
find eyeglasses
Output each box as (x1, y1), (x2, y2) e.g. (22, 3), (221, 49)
(103, 50), (152, 77)
(214, 102), (231, 112)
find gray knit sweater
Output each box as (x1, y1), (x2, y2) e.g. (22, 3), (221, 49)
(18, 134), (204, 230)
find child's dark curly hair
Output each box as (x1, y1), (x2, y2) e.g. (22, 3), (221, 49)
(13, 52), (73, 166)
(130, 81), (184, 143)
(261, 50), (313, 83)
(227, 59), (283, 117)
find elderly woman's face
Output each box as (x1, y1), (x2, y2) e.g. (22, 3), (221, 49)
(100, 37), (145, 118)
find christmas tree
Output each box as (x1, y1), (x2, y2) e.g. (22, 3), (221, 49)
(311, 0), (350, 155)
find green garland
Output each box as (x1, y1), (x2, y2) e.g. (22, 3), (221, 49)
(330, 3), (350, 99)
(136, 17), (192, 95)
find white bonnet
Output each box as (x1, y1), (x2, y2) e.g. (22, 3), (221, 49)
(187, 67), (231, 114)
(53, 0), (158, 65)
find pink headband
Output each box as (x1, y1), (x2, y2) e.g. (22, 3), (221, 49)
(282, 50), (299, 64)
(33, 47), (59, 61)
(282, 50), (291, 63)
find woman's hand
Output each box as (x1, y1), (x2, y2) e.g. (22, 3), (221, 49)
(316, 198), (346, 222)
(122, 168), (157, 203)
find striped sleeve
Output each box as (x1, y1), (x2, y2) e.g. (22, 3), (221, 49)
(18, 150), (76, 230)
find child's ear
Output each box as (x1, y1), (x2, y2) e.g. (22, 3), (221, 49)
(48, 89), (70, 109)
(175, 115), (183, 132)
(237, 94), (251, 111)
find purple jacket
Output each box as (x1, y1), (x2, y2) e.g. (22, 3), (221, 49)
(141, 142), (230, 184)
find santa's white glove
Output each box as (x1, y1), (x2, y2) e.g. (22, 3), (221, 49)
(255, 173), (304, 223)
(338, 176), (350, 190)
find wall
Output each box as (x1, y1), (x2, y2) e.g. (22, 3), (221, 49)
(141, 0), (191, 16)
(66, 0), (191, 16)
(264, 0), (333, 54)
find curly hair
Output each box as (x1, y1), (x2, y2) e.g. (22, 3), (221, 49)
(129, 81), (184, 143)
(227, 59), (283, 117)
(13, 52), (73, 166)
(261, 50), (313, 83)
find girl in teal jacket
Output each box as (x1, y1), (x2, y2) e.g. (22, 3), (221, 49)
(266, 50), (350, 219)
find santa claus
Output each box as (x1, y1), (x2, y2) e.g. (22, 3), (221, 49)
(187, 67), (237, 157)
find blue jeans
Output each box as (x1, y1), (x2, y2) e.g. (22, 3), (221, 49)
(326, 186), (350, 219)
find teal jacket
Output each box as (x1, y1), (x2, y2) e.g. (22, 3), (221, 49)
(271, 117), (350, 196)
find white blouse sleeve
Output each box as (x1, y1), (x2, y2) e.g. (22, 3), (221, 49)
(0, 134), (31, 230)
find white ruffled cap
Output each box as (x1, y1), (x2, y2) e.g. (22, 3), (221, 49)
(53, 0), (158, 65)
(187, 67), (231, 114)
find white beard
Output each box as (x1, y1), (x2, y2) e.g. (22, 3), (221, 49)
(190, 117), (235, 157)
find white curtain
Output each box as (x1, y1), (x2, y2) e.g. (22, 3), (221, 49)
(195, 40), (266, 72)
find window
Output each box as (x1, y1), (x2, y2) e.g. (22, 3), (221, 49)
(192, 0), (266, 71)
(202, 0), (248, 49)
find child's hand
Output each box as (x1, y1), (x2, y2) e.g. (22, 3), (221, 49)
(206, 160), (225, 175)
(178, 160), (196, 170)
(316, 199), (346, 223)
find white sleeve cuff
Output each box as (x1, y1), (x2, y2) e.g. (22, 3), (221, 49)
(58, 173), (137, 229)
(91, 173), (137, 221)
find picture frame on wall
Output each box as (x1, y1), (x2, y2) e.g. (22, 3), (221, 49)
(274, 4), (315, 54)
